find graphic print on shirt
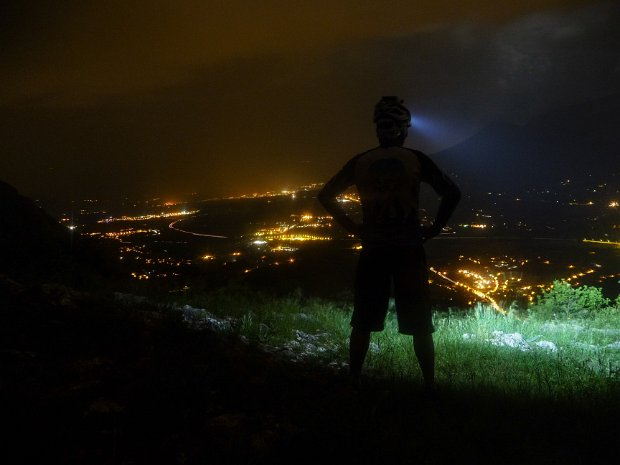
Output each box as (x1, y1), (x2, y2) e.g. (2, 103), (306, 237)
(365, 157), (413, 226)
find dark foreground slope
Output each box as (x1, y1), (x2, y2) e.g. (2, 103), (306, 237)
(2, 284), (617, 465)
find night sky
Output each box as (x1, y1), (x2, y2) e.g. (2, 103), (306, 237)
(1, 1), (618, 203)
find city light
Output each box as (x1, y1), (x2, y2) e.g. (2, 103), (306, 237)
(98, 209), (198, 223)
(64, 179), (618, 301)
(430, 266), (506, 315)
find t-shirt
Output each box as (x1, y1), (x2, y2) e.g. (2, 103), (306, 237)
(320, 145), (459, 246)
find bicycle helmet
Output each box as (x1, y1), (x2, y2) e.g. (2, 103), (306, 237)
(373, 96), (411, 128)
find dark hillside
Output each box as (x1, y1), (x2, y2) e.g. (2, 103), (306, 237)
(0, 179), (120, 288)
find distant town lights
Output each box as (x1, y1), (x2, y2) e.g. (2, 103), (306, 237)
(98, 209), (198, 223)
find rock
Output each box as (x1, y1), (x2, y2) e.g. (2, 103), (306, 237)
(535, 341), (558, 352)
(488, 331), (531, 351)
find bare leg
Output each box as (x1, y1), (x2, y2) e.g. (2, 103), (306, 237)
(349, 328), (371, 379)
(413, 332), (435, 389)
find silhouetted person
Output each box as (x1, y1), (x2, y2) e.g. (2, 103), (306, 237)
(318, 96), (460, 391)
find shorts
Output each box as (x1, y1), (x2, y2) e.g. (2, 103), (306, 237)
(351, 245), (433, 336)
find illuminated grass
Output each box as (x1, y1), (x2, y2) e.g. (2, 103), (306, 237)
(434, 306), (619, 398)
(181, 289), (620, 403)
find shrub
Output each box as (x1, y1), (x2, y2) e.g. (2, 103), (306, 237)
(529, 280), (611, 320)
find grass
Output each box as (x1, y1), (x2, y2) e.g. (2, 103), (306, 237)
(179, 288), (620, 405)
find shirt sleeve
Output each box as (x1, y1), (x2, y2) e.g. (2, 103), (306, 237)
(318, 156), (358, 200)
(317, 155), (361, 234)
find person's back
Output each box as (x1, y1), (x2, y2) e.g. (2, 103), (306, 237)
(318, 96), (461, 391)
(350, 145), (434, 246)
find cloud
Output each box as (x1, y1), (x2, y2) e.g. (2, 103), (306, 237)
(0, 0), (601, 104)
(492, 1), (620, 119)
